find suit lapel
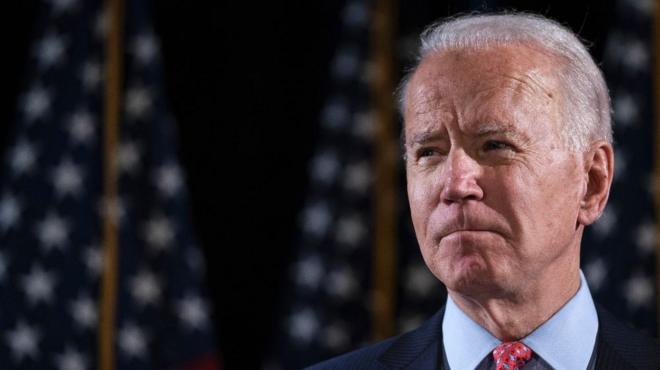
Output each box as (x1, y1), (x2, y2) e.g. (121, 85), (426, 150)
(377, 307), (445, 369)
(593, 305), (635, 370)
(594, 337), (630, 370)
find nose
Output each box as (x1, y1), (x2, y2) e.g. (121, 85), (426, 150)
(440, 148), (484, 203)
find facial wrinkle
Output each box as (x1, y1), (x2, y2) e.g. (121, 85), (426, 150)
(504, 70), (555, 103)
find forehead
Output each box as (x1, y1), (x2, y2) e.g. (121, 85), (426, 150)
(408, 43), (559, 96)
(404, 44), (562, 137)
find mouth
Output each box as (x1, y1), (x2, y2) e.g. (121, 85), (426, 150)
(438, 229), (502, 244)
(443, 229), (495, 237)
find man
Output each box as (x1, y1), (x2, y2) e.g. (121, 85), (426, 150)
(307, 13), (660, 370)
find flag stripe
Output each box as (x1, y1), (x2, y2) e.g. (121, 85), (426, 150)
(371, 0), (398, 341)
(100, 0), (124, 368)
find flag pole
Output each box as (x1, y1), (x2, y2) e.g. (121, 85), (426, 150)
(653, 0), (660, 336)
(371, 0), (398, 340)
(99, 0), (123, 368)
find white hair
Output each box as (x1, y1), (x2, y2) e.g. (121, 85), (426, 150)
(399, 13), (612, 151)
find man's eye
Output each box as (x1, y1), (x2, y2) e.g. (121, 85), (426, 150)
(483, 140), (512, 151)
(418, 148), (439, 157)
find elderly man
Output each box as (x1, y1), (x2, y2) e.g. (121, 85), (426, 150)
(307, 13), (660, 370)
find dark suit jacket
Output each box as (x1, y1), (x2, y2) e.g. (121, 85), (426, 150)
(305, 305), (660, 370)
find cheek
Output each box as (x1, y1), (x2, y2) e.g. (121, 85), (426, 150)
(499, 161), (582, 240)
(407, 172), (439, 235)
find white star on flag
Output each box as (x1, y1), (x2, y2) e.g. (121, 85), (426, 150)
(332, 47), (359, 79)
(154, 163), (183, 197)
(352, 110), (374, 139)
(55, 347), (86, 370)
(36, 212), (69, 251)
(9, 140), (37, 175)
(125, 86), (153, 120)
(34, 32), (67, 68)
(624, 275), (654, 309)
(69, 295), (97, 329)
(143, 215), (175, 252)
(405, 263), (438, 298)
(6, 321), (40, 362)
(52, 159), (83, 197)
(343, 161), (371, 193)
(310, 151), (340, 184)
(326, 266), (357, 299)
(634, 221), (655, 254)
(613, 92), (638, 127)
(322, 322), (350, 350)
(22, 86), (51, 121)
(118, 323), (148, 358)
(83, 244), (103, 277)
(176, 295), (210, 330)
(320, 99), (349, 129)
(295, 255), (323, 289)
(336, 213), (366, 247)
(0, 194), (21, 231)
(623, 39), (649, 71)
(117, 141), (142, 174)
(68, 110), (96, 145)
(343, 1), (368, 27)
(301, 202), (332, 237)
(584, 258), (608, 291)
(289, 309), (319, 343)
(81, 61), (102, 91)
(592, 206), (617, 238)
(130, 270), (162, 306)
(21, 265), (56, 305)
(131, 33), (159, 64)
(94, 9), (108, 38)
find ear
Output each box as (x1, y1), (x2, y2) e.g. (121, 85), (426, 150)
(577, 141), (614, 226)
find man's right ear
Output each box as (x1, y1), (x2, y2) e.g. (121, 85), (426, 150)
(577, 141), (614, 226)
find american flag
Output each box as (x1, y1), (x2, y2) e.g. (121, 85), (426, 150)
(267, 0), (658, 368)
(263, 0), (376, 368)
(0, 0), (219, 369)
(581, 0), (657, 335)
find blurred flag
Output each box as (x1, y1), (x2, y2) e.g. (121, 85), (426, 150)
(264, 0), (377, 368)
(0, 0), (219, 369)
(582, 0), (657, 335)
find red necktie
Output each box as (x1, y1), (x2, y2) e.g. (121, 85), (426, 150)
(492, 342), (533, 370)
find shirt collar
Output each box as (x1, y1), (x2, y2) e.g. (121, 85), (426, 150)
(442, 271), (598, 370)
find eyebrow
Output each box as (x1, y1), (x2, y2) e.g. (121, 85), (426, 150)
(408, 123), (529, 146)
(474, 123), (530, 142)
(409, 131), (446, 146)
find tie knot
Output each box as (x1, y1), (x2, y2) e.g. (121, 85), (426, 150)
(492, 342), (533, 370)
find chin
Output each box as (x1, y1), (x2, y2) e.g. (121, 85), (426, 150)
(435, 257), (507, 298)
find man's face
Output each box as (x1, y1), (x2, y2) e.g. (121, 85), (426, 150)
(404, 45), (588, 299)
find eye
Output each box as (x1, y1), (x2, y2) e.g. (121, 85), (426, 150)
(418, 148), (439, 157)
(483, 140), (512, 151)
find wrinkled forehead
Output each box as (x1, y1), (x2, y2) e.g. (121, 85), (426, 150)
(399, 44), (571, 152)
(406, 44), (561, 105)
(403, 45), (564, 132)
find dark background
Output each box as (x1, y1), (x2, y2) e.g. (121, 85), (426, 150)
(2, 1), (617, 369)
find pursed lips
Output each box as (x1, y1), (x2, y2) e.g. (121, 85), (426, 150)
(442, 228), (496, 238)
(429, 208), (508, 242)
(435, 223), (504, 242)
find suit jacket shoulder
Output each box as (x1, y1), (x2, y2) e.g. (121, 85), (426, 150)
(304, 308), (445, 370)
(595, 305), (660, 370)
(304, 304), (660, 370)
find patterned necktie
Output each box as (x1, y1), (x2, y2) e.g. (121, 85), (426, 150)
(492, 342), (533, 370)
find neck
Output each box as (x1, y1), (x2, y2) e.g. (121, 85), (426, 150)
(448, 265), (581, 341)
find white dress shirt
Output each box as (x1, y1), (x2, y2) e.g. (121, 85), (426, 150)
(442, 271), (599, 370)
